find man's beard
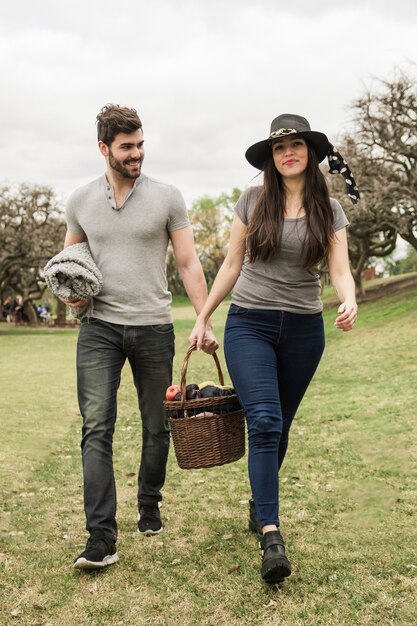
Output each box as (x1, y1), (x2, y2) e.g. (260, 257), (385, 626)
(109, 149), (142, 179)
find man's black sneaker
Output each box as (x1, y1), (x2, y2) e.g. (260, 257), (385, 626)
(260, 530), (291, 583)
(137, 504), (163, 535)
(73, 529), (119, 570)
(249, 498), (262, 537)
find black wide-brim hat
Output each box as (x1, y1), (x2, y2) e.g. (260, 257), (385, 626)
(245, 114), (330, 169)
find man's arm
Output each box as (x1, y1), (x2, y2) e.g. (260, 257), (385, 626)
(188, 214), (246, 350)
(61, 230), (89, 306)
(64, 230), (87, 248)
(169, 226), (218, 353)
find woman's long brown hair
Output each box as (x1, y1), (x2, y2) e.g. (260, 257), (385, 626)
(246, 144), (334, 268)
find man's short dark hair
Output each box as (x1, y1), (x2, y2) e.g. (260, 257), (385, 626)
(96, 104), (142, 146)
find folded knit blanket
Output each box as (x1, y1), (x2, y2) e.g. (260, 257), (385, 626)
(43, 242), (103, 319)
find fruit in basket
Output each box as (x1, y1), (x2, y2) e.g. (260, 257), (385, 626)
(198, 380), (217, 389)
(186, 388), (202, 400)
(199, 385), (222, 398)
(185, 383), (200, 400)
(198, 385), (240, 414)
(166, 385), (181, 401)
(199, 381), (234, 392)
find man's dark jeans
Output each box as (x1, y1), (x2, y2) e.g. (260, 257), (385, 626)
(76, 317), (174, 540)
(224, 305), (325, 528)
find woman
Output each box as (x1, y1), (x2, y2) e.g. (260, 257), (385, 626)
(189, 114), (358, 584)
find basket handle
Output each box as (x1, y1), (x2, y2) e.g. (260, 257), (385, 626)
(180, 345), (224, 398)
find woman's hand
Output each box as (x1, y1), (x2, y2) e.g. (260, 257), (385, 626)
(189, 318), (218, 354)
(335, 302), (357, 332)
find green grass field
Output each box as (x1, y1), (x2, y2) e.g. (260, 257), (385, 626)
(1, 283), (416, 626)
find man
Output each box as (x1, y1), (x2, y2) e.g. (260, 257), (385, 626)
(63, 104), (217, 570)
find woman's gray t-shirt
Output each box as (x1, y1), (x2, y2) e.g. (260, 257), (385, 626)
(232, 186), (349, 314)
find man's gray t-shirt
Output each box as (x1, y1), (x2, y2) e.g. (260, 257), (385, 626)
(65, 173), (190, 325)
(232, 186), (349, 314)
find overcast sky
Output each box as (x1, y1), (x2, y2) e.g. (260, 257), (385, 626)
(0, 0), (416, 207)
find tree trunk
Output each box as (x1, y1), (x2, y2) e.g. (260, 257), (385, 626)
(55, 297), (67, 327)
(350, 243), (371, 298)
(351, 257), (368, 297)
(23, 300), (38, 327)
(352, 271), (365, 297)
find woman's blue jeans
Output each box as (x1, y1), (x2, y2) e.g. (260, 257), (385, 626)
(76, 317), (174, 540)
(224, 304), (325, 528)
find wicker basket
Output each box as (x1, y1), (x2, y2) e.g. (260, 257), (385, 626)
(164, 345), (245, 469)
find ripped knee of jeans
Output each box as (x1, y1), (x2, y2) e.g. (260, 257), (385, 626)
(249, 421), (282, 445)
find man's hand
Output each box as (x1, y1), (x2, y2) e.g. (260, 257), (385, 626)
(61, 298), (90, 308)
(189, 319), (219, 354)
(200, 326), (219, 355)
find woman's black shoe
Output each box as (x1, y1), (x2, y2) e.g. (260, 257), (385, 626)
(260, 530), (291, 583)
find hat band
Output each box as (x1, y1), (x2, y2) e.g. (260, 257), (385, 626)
(269, 128), (298, 138)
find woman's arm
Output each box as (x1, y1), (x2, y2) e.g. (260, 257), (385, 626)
(188, 215), (247, 349)
(327, 227), (357, 332)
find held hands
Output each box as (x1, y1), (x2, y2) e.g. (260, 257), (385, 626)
(335, 302), (357, 332)
(189, 318), (219, 354)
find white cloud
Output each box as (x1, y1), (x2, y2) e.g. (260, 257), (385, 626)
(0, 0), (416, 205)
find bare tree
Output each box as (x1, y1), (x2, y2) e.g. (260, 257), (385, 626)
(326, 138), (397, 295)
(0, 184), (66, 325)
(326, 67), (417, 294)
(353, 67), (417, 249)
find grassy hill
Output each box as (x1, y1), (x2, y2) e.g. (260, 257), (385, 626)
(321, 271), (417, 308)
(1, 278), (416, 625)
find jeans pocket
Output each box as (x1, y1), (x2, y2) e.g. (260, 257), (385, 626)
(150, 323), (174, 335)
(80, 316), (100, 325)
(228, 303), (249, 316)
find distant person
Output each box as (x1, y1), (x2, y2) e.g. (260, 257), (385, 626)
(189, 114), (358, 583)
(61, 104), (218, 570)
(2, 296), (13, 322)
(13, 295), (23, 325)
(36, 303), (48, 322)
